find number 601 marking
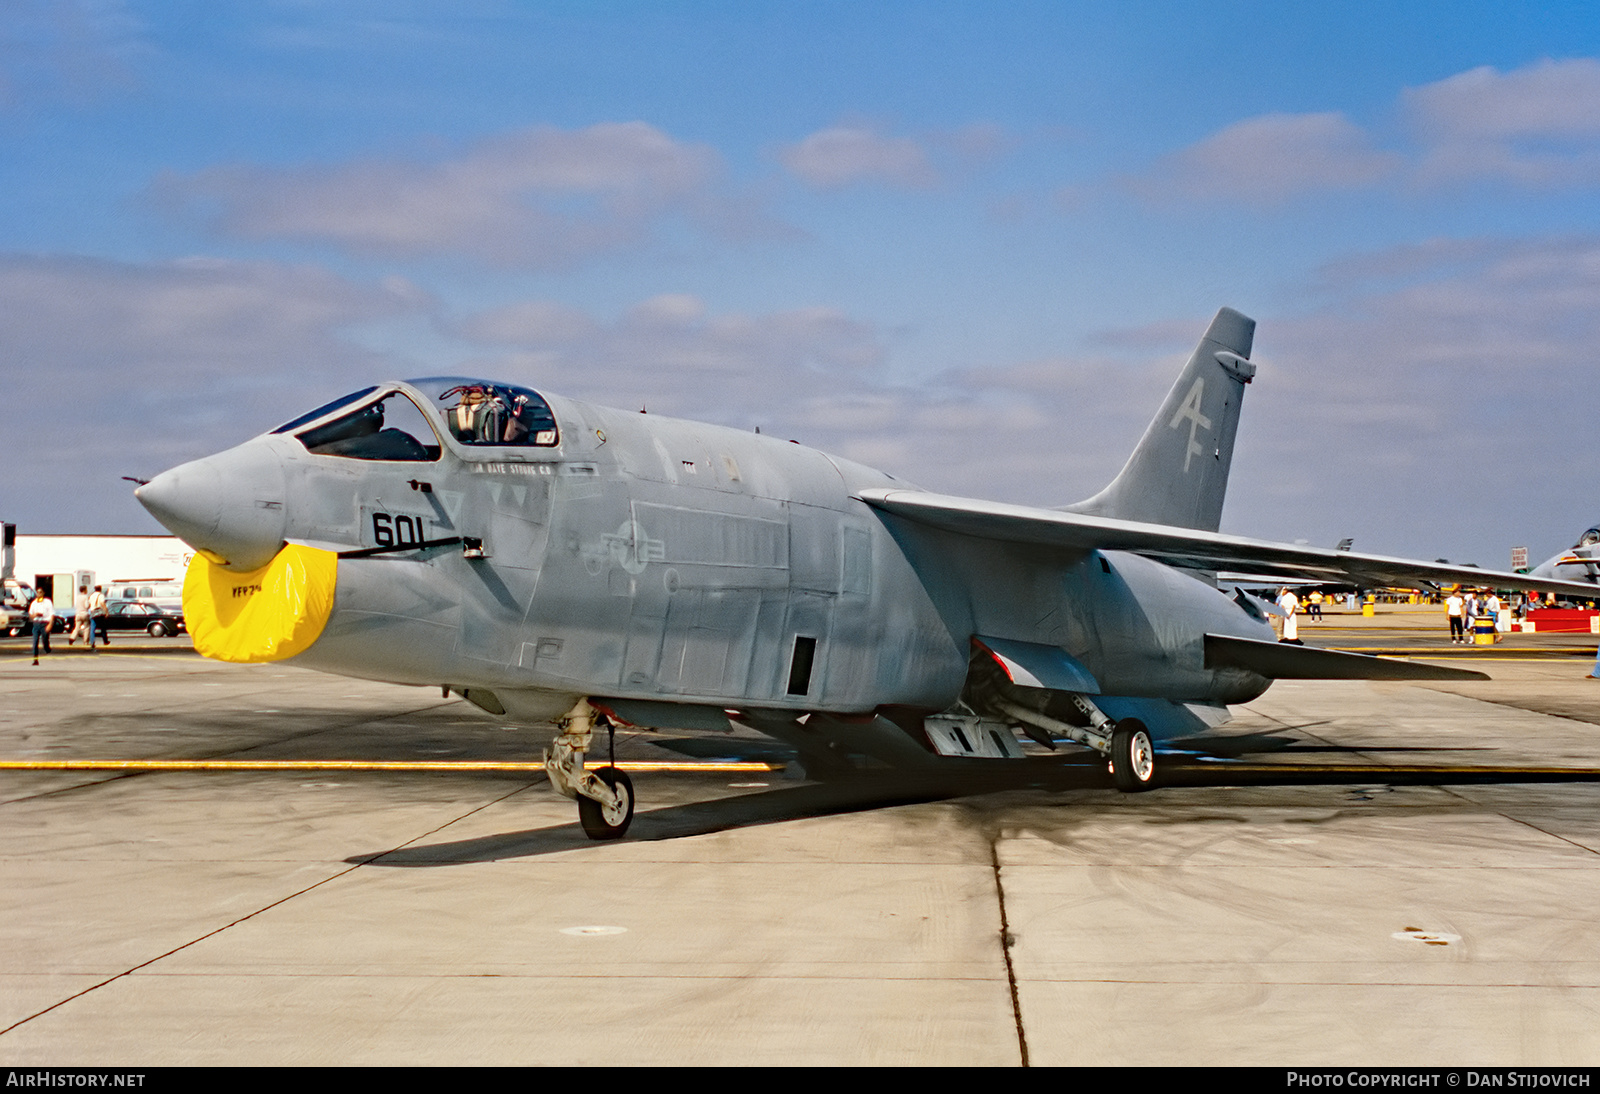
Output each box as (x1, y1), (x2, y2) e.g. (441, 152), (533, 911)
(372, 512), (425, 548)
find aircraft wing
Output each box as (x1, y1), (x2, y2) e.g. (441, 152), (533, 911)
(857, 489), (1600, 599)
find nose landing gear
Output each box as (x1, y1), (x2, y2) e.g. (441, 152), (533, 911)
(545, 699), (636, 839)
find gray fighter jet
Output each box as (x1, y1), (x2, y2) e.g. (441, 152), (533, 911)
(135, 308), (1600, 838)
(1529, 526), (1600, 588)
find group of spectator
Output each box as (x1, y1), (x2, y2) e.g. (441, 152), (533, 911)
(1442, 590), (1505, 644)
(26, 584), (109, 665)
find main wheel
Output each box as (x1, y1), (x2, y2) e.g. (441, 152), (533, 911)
(1110, 719), (1156, 792)
(577, 766), (635, 840)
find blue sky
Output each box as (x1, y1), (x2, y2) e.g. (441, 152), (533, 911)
(4, 0), (1600, 568)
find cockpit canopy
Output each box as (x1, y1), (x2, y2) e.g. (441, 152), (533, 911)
(271, 377), (559, 461)
(1580, 528), (1600, 549)
(406, 377), (559, 448)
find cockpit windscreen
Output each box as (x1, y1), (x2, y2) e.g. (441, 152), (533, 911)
(288, 390), (442, 462)
(272, 387), (377, 435)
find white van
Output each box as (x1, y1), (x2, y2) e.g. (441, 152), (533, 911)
(106, 579), (183, 612)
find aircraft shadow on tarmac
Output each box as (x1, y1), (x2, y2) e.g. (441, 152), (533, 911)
(355, 740), (1600, 867)
(359, 772), (1060, 866)
(1172, 728), (1497, 758)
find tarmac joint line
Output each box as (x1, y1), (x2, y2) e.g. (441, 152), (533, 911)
(991, 836), (1028, 1068)
(0, 780), (537, 1040)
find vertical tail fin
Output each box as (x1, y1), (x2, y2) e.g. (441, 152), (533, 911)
(1064, 307), (1255, 532)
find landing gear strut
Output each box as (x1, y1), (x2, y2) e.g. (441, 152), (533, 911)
(545, 699), (636, 839)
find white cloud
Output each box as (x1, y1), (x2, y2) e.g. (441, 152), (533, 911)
(446, 294), (1181, 503)
(458, 299), (595, 344)
(1222, 235), (1600, 560)
(625, 293), (707, 328)
(778, 125), (938, 189)
(0, 253), (422, 533)
(1404, 59), (1600, 186)
(1127, 111), (1400, 204)
(152, 122), (733, 268)
(450, 295), (888, 418)
(0, 253), (411, 382)
(1114, 58), (1600, 205)
(0, 0), (143, 107)
(1407, 59), (1600, 143)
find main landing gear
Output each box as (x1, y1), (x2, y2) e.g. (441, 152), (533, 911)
(546, 699), (636, 839)
(1057, 694), (1156, 792)
(991, 690), (1158, 792)
(1109, 718), (1155, 792)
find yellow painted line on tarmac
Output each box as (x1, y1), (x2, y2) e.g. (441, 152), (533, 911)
(0, 759), (780, 773)
(1425, 657), (1593, 662)
(0, 653), (203, 664)
(1331, 650), (1593, 661)
(1179, 762), (1600, 777)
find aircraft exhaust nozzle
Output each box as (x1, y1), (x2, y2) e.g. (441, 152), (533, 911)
(135, 441), (289, 572)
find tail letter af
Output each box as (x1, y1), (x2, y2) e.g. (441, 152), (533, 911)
(1169, 378), (1211, 473)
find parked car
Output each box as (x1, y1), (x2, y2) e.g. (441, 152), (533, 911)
(2, 578), (34, 637)
(102, 601), (186, 638)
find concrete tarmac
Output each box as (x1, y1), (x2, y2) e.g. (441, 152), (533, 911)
(3, 614), (1600, 1066)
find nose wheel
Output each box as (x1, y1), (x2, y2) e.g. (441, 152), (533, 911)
(578, 766), (635, 839)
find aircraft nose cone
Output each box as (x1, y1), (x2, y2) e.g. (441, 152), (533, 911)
(136, 441), (289, 571)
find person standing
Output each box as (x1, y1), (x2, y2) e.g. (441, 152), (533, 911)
(1278, 587), (1301, 644)
(28, 592), (54, 665)
(88, 585), (108, 649)
(68, 585), (91, 645)
(1446, 591), (1465, 644)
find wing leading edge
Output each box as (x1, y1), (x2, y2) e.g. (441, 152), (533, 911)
(858, 488), (1600, 599)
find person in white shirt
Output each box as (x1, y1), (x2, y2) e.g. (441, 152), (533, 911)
(28, 593), (53, 664)
(88, 586), (108, 649)
(1446, 592), (1465, 644)
(69, 585), (91, 645)
(1278, 588), (1300, 643)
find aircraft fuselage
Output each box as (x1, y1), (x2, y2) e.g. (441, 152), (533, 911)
(141, 380), (1274, 724)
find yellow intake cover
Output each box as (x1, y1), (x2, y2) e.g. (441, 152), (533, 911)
(183, 544), (337, 663)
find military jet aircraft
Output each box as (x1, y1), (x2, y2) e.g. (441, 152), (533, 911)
(134, 308), (1600, 838)
(1529, 525), (1600, 588)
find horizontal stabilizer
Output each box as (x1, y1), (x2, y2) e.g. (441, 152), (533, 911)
(1204, 634), (1488, 682)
